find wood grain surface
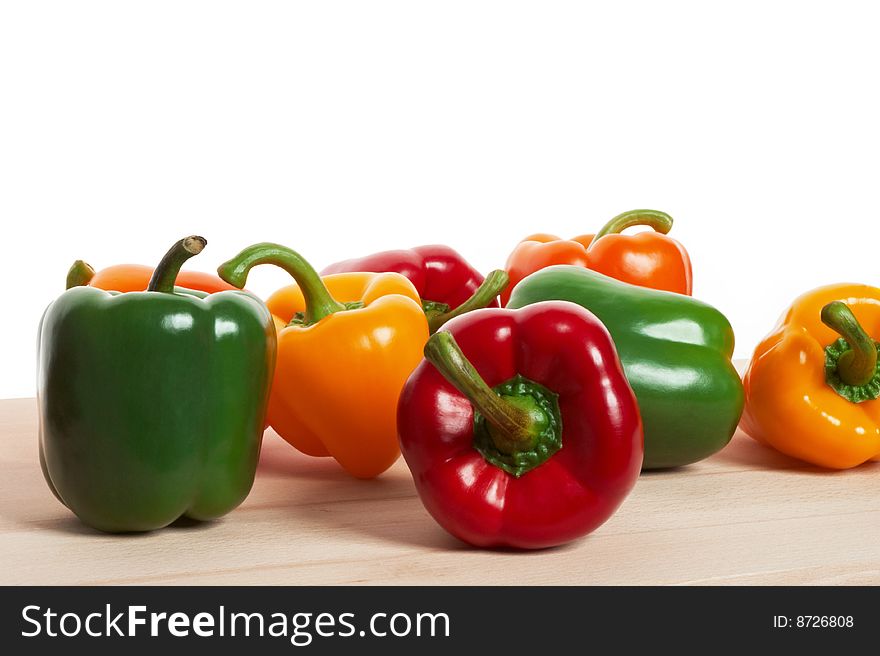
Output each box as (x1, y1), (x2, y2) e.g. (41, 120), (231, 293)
(2, 383), (878, 585)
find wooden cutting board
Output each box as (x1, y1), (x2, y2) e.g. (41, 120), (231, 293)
(2, 377), (878, 585)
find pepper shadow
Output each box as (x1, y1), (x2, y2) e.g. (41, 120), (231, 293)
(256, 432), (351, 482)
(255, 431), (463, 549)
(711, 429), (837, 473)
(26, 515), (154, 538)
(289, 490), (584, 555)
(256, 433), (598, 553)
(32, 515), (106, 537)
(0, 452), (130, 537)
(32, 511), (223, 537)
(273, 470), (586, 555)
(297, 494), (466, 552)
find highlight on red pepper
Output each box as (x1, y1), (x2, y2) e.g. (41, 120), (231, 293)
(323, 245), (503, 332)
(66, 256), (239, 294)
(323, 244), (496, 308)
(501, 209), (692, 305)
(397, 302), (644, 549)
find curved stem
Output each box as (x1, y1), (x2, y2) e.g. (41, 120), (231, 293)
(588, 209), (674, 249)
(821, 301), (877, 386)
(218, 243), (345, 324)
(427, 270), (509, 334)
(66, 260), (95, 289)
(423, 331), (536, 453)
(147, 236), (207, 293)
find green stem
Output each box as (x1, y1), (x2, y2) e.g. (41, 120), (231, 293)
(66, 260), (95, 289)
(821, 301), (877, 386)
(218, 243), (345, 324)
(589, 209), (674, 248)
(147, 236), (207, 293)
(423, 331), (538, 453)
(426, 270), (509, 334)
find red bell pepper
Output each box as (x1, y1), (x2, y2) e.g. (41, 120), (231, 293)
(322, 245), (498, 311)
(397, 302), (643, 549)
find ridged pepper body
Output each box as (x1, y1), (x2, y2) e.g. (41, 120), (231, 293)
(264, 272), (429, 478)
(398, 302), (643, 549)
(741, 284), (880, 468)
(38, 285), (275, 532)
(218, 243), (434, 479)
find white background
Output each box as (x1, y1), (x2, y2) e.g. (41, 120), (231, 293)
(2, 1), (879, 399)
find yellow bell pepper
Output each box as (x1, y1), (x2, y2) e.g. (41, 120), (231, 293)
(741, 283), (880, 468)
(219, 244), (428, 478)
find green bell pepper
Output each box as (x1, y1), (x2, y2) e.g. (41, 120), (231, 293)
(38, 236), (276, 532)
(507, 265), (743, 469)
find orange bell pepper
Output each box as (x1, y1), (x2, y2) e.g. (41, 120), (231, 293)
(741, 284), (880, 469)
(66, 259), (238, 294)
(218, 243), (429, 478)
(501, 209), (692, 305)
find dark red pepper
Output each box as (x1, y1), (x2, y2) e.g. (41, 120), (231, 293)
(322, 245), (498, 310)
(397, 302), (644, 549)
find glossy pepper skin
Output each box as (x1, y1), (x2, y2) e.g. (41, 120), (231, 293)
(39, 237), (276, 533)
(66, 259), (238, 294)
(501, 209), (692, 305)
(741, 284), (880, 468)
(508, 266), (742, 469)
(397, 302), (643, 549)
(323, 245), (497, 310)
(218, 243), (430, 479)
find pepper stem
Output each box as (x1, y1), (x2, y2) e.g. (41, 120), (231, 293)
(217, 243), (345, 324)
(589, 209), (674, 248)
(426, 270), (509, 334)
(424, 331), (540, 454)
(147, 236), (207, 293)
(66, 260), (95, 289)
(821, 301), (878, 386)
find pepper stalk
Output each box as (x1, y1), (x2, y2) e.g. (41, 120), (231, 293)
(218, 243), (346, 325)
(423, 330), (562, 476)
(589, 209), (674, 248)
(821, 300), (880, 402)
(66, 260), (96, 289)
(424, 270), (508, 333)
(148, 236), (208, 294)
